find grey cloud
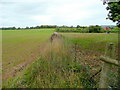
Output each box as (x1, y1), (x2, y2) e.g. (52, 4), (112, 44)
(0, 2), (53, 27)
(0, 0), (116, 27)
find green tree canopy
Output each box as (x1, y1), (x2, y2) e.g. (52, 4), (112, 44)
(89, 25), (101, 33)
(103, 0), (120, 27)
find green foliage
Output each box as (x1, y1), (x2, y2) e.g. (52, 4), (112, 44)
(0, 25), (57, 30)
(77, 25), (80, 28)
(40, 25), (57, 28)
(104, 1), (120, 27)
(0, 27), (16, 30)
(89, 25), (102, 33)
(113, 26), (120, 30)
(56, 26), (119, 33)
(56, 28), (89, 33)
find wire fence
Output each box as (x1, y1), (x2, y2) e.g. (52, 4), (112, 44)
(70, 42), (119, 88)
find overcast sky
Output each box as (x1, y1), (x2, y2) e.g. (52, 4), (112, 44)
(0, 0), (116, 28)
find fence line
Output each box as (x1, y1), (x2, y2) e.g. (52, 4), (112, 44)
(71, 42), (119, 88)
(99, 43), (119, 88)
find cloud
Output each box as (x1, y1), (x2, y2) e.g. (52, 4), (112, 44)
(0, 0), (116, 27)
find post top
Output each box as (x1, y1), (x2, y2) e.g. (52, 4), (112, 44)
(109, 43), (114, 45)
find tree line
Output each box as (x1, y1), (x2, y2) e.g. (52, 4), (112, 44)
(0, 25), (90, 30)
(0, 25), (119, 33)
(56, 25), (119, 33)
(0, 25), (58, 30)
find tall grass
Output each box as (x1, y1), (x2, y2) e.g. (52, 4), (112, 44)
(3, 37), (94, 88)
(61, 33), (118, 54)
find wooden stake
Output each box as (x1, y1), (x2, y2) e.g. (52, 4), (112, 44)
(99, 43), (115, 88)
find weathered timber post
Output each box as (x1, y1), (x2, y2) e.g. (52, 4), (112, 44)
(99, 43), (115, 88)
(74, 43), (77, 62)
(118, 42), (120, 88)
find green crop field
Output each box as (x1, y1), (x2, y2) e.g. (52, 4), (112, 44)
(2, 29), (118, 88)
(2, 29), (55, 80)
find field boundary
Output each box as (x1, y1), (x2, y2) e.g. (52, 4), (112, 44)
(99, 43), (119, 88)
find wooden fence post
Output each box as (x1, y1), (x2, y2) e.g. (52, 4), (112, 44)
(99, 43), (115, 88)
(118, 43), (120, 88)
(74, 43), (77, 62)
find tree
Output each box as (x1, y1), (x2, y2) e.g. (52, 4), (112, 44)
(77, 25), (80, 28)
(25, 27), (29, 29)
(89, 25), (101, 33)
(18, 27), (21, 29)
(103, 1), (120, 88)
(103, 0), (120, 27)
(12, 27), (16, 30)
